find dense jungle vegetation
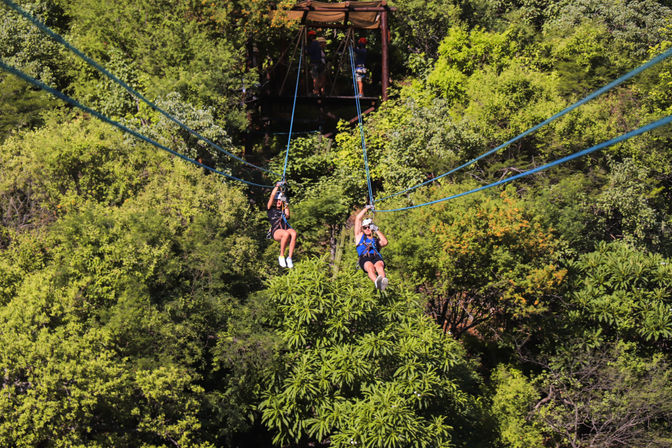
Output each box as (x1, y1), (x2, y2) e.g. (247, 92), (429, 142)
(2, 0), (672, 446)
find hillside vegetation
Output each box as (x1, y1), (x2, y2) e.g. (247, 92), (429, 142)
(1, 0), (672, 446)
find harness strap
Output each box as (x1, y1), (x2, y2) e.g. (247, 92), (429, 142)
(357, 234), (382, 259)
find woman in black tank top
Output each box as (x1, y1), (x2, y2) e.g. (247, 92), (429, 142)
(267, 182), (297, 268)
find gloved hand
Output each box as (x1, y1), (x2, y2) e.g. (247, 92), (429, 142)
(364, 204), (373, 210)
(369, 224), (378, 232)
(276, 180), (286, 187)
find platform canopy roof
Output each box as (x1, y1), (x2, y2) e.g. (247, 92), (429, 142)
(277, 1), (392, 30)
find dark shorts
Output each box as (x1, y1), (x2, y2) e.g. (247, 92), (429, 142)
(358, 253), (383, 271)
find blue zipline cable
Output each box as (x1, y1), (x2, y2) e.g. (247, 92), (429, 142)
(375, 114), (672, 213)
(0, 60), (274, 189)
(281, 42), (303, 182)
(1, 0), (279, 177)
(376, 45), (672, 203)
(349, 45), (375, 208)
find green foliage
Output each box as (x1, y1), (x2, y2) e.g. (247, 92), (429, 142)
(389, 0), (463, 58)
(569, 241), (672, 343)
(381, 184), (565, 337)
(0, 112), (153, 242)
(3, 0), (672, 445)
(532, 342), (672, 447)
(546, 0), (672, 58)
(0, 0), (68, 87)
(331, 89), (484, 197)
(134, 367), (215, 448)
(490, 366), (544, 448)
(132, 91), (241, 172)
(0, 75), (56, 142)
(270, 135), (335, 192)
(0, 109), (269, 445)
(63, 0), (255, 129)
(462, 61), (561, 150)
(642, 30), (672, 118)
(593, 158), (671, 252)
(541, 22), (631, 95)
(528, 173), (597, 252)
(258, 259), (490, 447)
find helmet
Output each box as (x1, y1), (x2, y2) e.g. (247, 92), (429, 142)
(308, 30), (317, 37)
(358, 37), (367, 45)
(275, 192), (288, 203)
(362, 218), (373, 227)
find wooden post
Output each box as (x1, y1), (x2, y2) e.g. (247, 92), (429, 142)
(380, 6), (389, 101)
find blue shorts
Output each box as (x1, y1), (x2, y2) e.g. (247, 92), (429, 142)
(355, 65), (367, 82)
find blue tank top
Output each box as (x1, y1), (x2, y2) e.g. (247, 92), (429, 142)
(356, 234), (380, 257)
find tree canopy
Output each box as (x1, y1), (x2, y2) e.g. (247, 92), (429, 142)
(2, 0), (672, 446)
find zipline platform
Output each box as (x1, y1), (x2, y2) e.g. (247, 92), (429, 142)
(252, 95), (379, 135)
(247, 1), (394, 137)
(265, 95), (379, 103)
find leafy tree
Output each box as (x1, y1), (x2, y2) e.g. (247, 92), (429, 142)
(389, 0), (463, 59)
(528, 173), (599, 253)
(569, 240), (672, 344)
(63, 0), (256, 129)
(0, 109), (269, 446)
(381, 184), (566, 339)
(593, 158), (671, 253)
(545, 0), (672, 58)
(0, 0), (68, 87)
(0, 111), (155, 222)
(532, 342), (672, 448)
(257, 259), (492, 447)
(490, 366), (544, 448)
(0, 75), (56, 142)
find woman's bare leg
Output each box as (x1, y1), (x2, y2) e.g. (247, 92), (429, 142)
(287, 229), (297, 258)
(274, 229), (289, 257)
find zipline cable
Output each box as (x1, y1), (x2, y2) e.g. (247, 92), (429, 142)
(375, 114), (672, 212)
(1, 0), (279, 177)
(376, 45), (672, 203)
(349, 45), (375, 208)
(0, 60), (274, 189)
(281, 42), (303, 182)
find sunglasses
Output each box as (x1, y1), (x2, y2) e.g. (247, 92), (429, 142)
(362, 225), (370, 229)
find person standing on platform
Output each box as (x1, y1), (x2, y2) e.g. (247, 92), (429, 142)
(354, 37), (367, 97)
(307, 30), (326, 96)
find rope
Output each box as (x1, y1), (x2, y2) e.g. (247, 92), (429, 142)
(0, 60), (274, 188)
(376, 45), (672, 203)
(1, 0), (279, 177)
(281, 42), (303, 182)
(349, 45), (375, 209)
(375, 114), (672, 212)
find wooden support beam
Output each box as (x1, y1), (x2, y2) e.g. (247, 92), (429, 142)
(380, 9), (389, 101)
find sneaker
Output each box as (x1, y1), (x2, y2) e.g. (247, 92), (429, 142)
(278, 256), (286, 268)
(286, 257), (294, 268)
(374, 275), (383, 290)
(380, 277), (389, 292)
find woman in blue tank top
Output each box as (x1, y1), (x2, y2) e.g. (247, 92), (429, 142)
(354, 206), (389, 291)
